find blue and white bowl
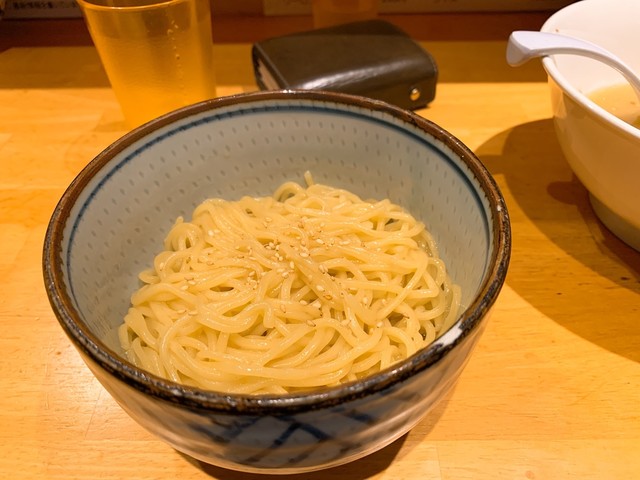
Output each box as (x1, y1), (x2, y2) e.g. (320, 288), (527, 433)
(43, 90), (510, 474)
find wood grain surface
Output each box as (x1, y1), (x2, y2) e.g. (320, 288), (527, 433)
(0, 28), (639, 480)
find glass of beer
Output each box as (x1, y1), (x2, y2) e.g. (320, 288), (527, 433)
(77, 0), (217, 128)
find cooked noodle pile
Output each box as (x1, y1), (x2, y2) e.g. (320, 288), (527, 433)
(119, 173), (460, 394)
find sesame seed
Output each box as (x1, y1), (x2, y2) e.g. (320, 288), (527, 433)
(299, 300), (308, 305)
(316, 284), (325, 292)
(299, 251), (309, 258)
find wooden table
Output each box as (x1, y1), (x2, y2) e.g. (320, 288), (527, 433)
(1, 36), (639, 480)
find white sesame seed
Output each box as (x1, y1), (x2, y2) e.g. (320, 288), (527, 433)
(316, 284), (325, 292)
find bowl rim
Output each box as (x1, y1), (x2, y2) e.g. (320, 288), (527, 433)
(540, 0), (640, 141)
(43, 89), (511, 414)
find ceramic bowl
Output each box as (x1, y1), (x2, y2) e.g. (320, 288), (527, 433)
(43, 90), (510, 474)
(540, 0), (640, 251)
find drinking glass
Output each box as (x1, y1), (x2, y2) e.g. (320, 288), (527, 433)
(77, 0), (217, 127)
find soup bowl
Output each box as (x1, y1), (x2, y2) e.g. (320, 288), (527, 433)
(43, 90), (510, 473)
(540, 0), (640, 250)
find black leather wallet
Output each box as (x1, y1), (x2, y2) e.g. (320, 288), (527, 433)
(252, 20), (438, 110)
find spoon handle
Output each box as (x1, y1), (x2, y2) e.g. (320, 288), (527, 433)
(507, 30), (640, 101)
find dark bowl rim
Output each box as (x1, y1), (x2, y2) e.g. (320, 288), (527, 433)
(42, 89), (511, 414)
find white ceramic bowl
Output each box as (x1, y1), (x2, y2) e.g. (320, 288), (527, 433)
(540, 0), (640, 250)
(43, 91), (510, 473)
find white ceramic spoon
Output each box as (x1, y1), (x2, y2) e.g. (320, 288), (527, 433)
(507, 30), (640, 101)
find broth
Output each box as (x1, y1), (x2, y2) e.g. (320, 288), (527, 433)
(587, 83), (640, 129)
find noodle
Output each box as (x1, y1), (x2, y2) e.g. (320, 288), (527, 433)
(118, 173), (461, 394)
